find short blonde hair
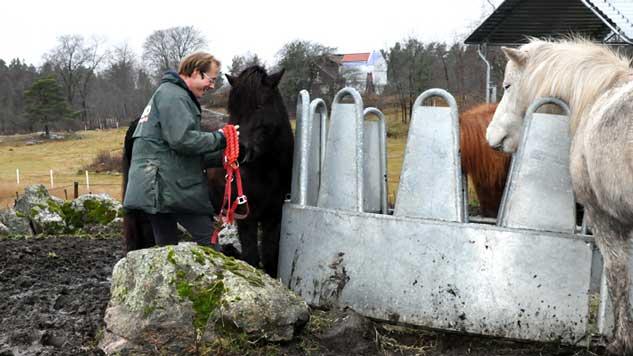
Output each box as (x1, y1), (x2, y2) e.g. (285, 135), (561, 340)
(178, 52), (221, 77)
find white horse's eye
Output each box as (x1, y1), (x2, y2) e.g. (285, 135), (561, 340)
(503, 84), (511, 90)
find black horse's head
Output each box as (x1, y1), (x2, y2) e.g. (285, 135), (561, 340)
(225, 66), (291, 164)
(226, 66), (285, 121)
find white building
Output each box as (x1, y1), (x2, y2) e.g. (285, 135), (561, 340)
(338, 51), (388, 94)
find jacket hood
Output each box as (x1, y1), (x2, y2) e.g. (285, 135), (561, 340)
(160, 70), (201, 110)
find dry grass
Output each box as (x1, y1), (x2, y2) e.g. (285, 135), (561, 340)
(0, 129), (126, 208)
(383, 107), (411, 206)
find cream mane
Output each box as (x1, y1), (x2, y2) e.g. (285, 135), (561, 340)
(518, 38), (632, 132)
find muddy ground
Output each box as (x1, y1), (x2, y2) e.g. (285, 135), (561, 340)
(0, 235), (608, 355)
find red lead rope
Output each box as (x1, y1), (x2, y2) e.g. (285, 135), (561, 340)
(211, 124), (249, 245)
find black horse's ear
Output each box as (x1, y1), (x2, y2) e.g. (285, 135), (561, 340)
(225, 73), (236, 86)
(265, 68), (285, 87)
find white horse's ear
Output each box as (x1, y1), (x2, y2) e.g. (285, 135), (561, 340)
(502, 47), (527, 65)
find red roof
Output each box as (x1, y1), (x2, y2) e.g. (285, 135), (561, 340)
(341, 53), (370, 62)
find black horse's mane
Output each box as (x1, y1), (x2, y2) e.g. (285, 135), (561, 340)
(227, 66), (286, 121)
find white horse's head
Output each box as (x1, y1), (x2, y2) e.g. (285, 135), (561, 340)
(486, 46), (533, 153)
(487, 38), (631, 153)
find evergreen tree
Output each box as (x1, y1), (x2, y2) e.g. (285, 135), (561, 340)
(24, 76), (78, 136)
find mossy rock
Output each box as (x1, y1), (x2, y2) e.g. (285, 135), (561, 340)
(15, 184), (54, 217)
(68, 194), (122, 227)
(30, 205), (66, 235)
(0, 208), (33, 236)
(101, 243), (310, 355)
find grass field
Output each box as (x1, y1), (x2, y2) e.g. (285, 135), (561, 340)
(0, 129), (126, 208)
(0, 110), (476, 210)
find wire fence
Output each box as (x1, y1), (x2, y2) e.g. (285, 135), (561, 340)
(0, 170), (123, 208)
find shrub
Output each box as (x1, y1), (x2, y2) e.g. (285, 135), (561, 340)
(83, 150), (123, 173)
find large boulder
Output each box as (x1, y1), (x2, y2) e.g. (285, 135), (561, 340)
(14, 184), (64, 234)
(65, 193), (122, 231)
(31, 206), (66, 235)
(11, 185), (123, 235)
(0, 208), (32, 236)
(100, 243), (310, 355)
(14, 184), (63, 217)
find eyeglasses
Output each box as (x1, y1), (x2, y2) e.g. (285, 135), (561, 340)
(202, 72), (216, 84)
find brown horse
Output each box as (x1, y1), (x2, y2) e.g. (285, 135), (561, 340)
(459, 103), (510, 218)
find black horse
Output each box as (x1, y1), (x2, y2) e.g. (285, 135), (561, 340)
(123, 65), (294, 278)
(210, 66), (293, 277)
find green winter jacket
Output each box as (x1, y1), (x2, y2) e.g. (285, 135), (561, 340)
(123, 71), (226, 214)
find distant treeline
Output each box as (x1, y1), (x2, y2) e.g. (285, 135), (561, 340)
(0, 25), (508, 135)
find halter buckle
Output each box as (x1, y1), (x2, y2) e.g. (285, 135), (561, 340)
(237, 195), (247, 204)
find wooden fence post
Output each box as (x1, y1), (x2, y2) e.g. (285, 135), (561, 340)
(74, 181), (79, 199)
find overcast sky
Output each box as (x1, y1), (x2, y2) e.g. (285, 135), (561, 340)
(2, 0), (503, 70)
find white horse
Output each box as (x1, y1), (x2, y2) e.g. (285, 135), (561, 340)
(487, 38), (633, 355)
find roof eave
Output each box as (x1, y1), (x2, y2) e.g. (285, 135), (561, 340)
(464, 0), (633, 46)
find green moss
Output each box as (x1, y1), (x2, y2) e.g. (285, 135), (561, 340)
(83, 198), (117, 225)
(34, 185), (48, 197)
(191, 247), (209, 265)
(112, 285), (128, 303)
(29, 206), (41, 217)
(168, 246), (228, 332)
(46, 199), (79, 234)
(143, 304), (157, 317)
(222, 258), (265, 288)
(176, 276), (226, 330)
(167, 246), (177, 265)
(43, 197), (119, 233)
(195, 246), (265, 287)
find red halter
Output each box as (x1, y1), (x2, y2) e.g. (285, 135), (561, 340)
(211, 124), (249, 244)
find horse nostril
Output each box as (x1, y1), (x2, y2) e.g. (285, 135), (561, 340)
(486, 131), (506, 152)
(490, 142), (503, 151)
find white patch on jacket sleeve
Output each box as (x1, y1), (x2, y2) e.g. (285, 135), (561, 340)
(139, 104), (152, 123)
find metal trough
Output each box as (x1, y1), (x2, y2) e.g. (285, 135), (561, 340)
(280, 90), (597, 344)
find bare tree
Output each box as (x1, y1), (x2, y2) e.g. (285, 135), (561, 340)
(44, 35), (108, 126)
(97, 43), (140, 122)
(142, 26), (207, 79)
(77, 38), (109, 125)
